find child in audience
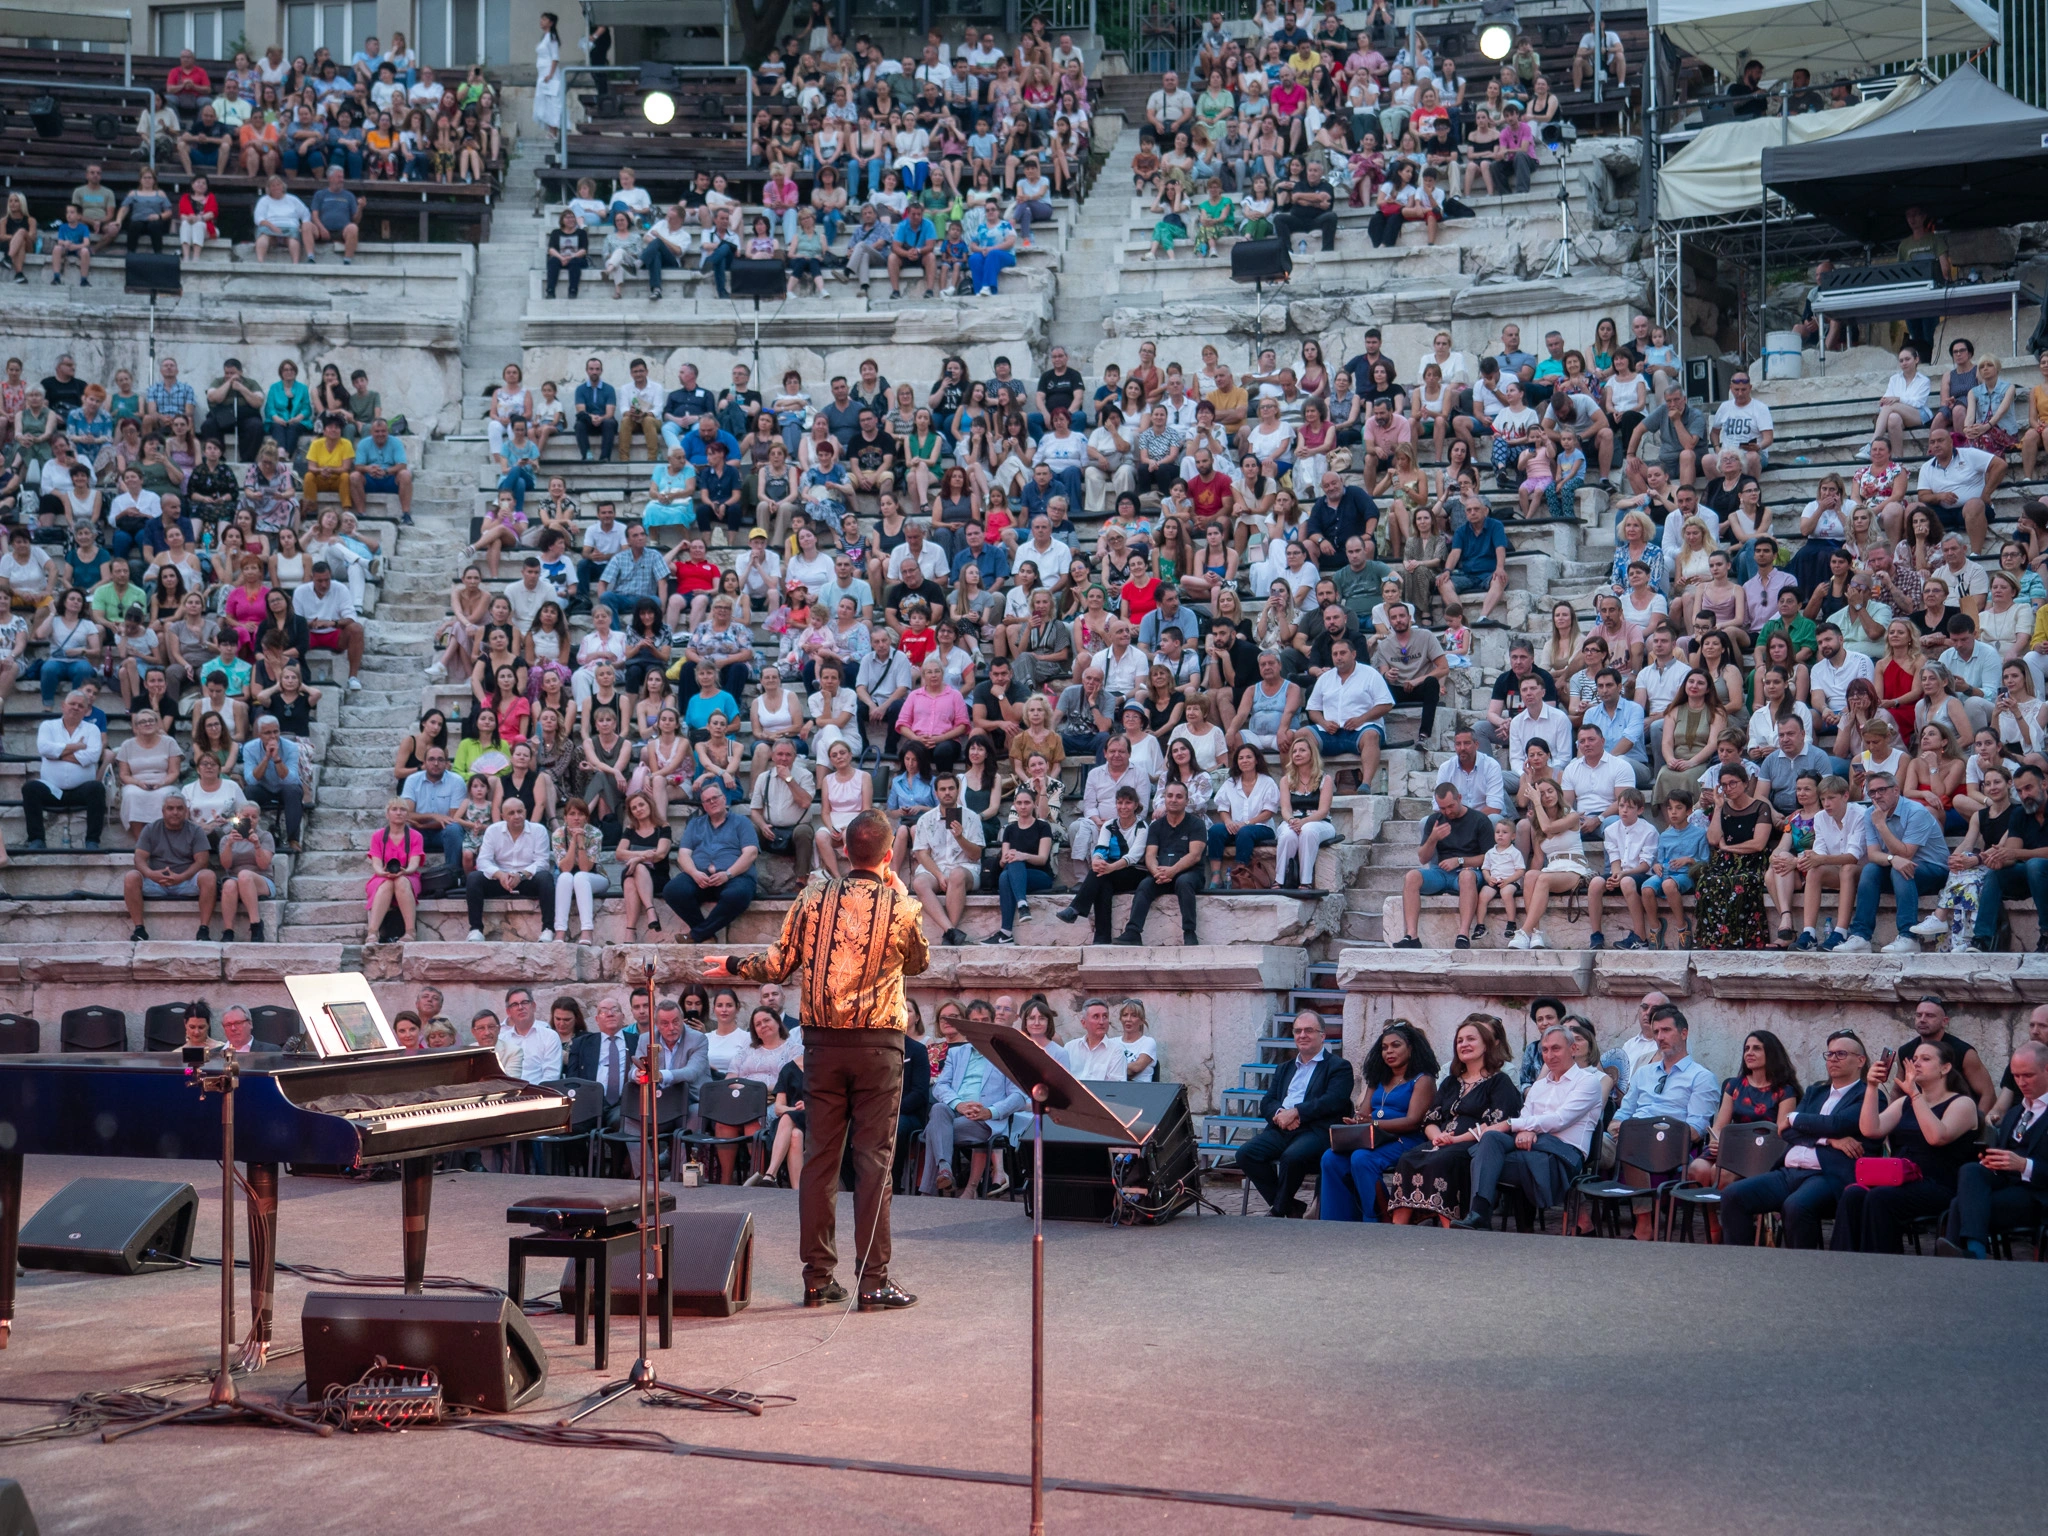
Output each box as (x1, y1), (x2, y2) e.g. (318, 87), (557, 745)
(1648, 787), (1710, 948)
(1475, 817), (1525, 938)
(1585, 787), (1656, 950)
(47, 204), (93, 285)
(1441, 599), (1473, 667)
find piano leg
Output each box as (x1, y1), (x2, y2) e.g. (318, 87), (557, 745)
(240, 1162), (280, 1372)
(401, 1155), (432, 1294)
(0, 1150), (21, 1350)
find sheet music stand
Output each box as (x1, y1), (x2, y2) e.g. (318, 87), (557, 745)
(956, 1019), (1149, 1536)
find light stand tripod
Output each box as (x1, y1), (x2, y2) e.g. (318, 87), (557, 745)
(105, 1046), (332, 1442)
(559, 964), (759, 1425)
(1538, 139), (1579, 281)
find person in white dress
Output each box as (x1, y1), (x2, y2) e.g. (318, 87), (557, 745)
(532, 12), (565, 132)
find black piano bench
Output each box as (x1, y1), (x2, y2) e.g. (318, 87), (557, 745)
(506, 1192), (677, 1370)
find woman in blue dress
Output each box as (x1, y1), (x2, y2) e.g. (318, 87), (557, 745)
(1319, 1021), (1439, 1222)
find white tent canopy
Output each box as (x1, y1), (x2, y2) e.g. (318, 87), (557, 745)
(1650, 0), (2000, 81)
(1657, 72), (1926, 219)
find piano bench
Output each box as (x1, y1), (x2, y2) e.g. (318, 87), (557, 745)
(507, 1219), (673, 1371)
(506, 1189), (676, 1238)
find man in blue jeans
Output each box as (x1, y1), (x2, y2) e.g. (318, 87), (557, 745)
(1304, 636), (1392, 790)
(663, 781), (760, 942)
(401, 746), (469, 878)
(1967, 761), (2048, 951)
(1830, 772), (1949, 953)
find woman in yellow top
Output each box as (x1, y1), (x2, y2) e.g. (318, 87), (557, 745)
(2021, 350), (2048, 483)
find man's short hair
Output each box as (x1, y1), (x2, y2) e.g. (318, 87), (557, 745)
(1648, 1003), (1689, 1031)
(843, 807), (893, 865)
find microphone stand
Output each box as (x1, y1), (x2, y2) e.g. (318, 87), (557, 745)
(106, 1046), (332, 1442)
(560, 964), (758, 1424)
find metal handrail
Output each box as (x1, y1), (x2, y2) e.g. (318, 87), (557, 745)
(0, 77), (160, 169)
(557, 63), (755, 171)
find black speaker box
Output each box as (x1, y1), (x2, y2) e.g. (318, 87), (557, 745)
(0, 1479), (38, 1536)
(123, 251), (182, 295)
(730, 257), (787, 299)
(301, 1290), (549, 1411)
(19, 1177), (197, 1273)
(558, 1209), (754, 1317)
(1034, 1081), (1199, 1223)
(1230, 236), (1293, 284)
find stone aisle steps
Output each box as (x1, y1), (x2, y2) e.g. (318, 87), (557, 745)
(1047, 122), (1140, 358)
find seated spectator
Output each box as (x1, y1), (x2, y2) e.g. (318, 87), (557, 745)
(1939, 1039), (2048, 1258)
(911, 770), (983, 947)
(1720, 1030), (1871, 1248)
(1394, 781), (1491, 949)
(1236, 1009), (1355, 1217)
(306, 167), (361, 263)
(1832, 1038), (1981, 1253)
(1061, 998), (1126, 1081)
(1828, 771), (1948, 953)
(1604, 1003), (1720, 1239)
(1452, 1022), (1607, 1230)
(123, 793), (217, 942)
(366, 794), (425, 943)
(240, 714), (306, 853)
(662, 779), (758, 942)
(214, 803), (276, 943)
(1684, 1029), (1802, 1229)
(24, 688), (105, 849)
(466, 797), (557, 942)
(1320, 1022), (1439, 1223)
(919, 1009), (1026, 1197)
(1114, 777), (1206, 945)
(252, 175), (311, 264)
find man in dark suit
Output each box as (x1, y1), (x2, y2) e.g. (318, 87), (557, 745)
(1721, 1030), (1869, 1248)
(625, 1001), (708, 1175)
(1237, 1010), (1354, 1216)
(564, 996), (640, 1127)
(1939, 1040), (2048, 1257)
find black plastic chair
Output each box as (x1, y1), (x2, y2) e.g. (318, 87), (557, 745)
(1666, 1124), (1784, 1242)
(59, 1005), (128, 1053)
(0, 1014), (41, 1054)
(676, 1079), (770, 1182)
(1570, 1116), (1693, 1239)
(143, 1001), (205, 1052)
(248, 1005), (301, 1047)
(598, 1084), (692, 1178)
(528, 1082), (606, 1176)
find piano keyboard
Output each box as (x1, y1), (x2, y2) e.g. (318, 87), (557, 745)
(345, 1089), (536, 1132)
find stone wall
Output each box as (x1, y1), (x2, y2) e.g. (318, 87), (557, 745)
(0, 943), (1306, 1114)
(1338, 949), (2040, 1086)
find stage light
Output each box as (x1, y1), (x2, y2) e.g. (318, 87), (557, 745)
(1479, 25), (1514, 60)
(29, 93), (62, 138)
(642, 90), (675, 126)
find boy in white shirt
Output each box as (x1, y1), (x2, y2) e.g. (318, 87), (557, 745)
(1475, 817), (1526, 939)
(1585, 788), (1657, 950)
(1789, 773), (1868, 950)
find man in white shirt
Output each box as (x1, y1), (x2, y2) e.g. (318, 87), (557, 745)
(737, 529), (783, 605)
(1917, 427), (2000, 554)
(1808, 622), (1876, 760)
(1507, 674), (1572, 789)
(1091, 619), (1150, 703)
(620, 356), (667, 465)
(1453, 1025), (1605, 1228)
(1708, 371), (1774, 477)
(910, 772), (984, 947)
(293, 561), (365, 689)
(252, 174), (312, 263)
(1145, 71), (1194, 140)
(1062, 998), (1127, 1081)
(504, 558), (560, 630)
(1574, 27), (1627, 90)
(1561, 725), (1638, 833)
(1435, 725), (1507, 817)
(405, 65), (446, 112)
(25, 688), (105, 847)
(1305, 635), (1392, 790)
(466, 799), (557, 942)
(1017, 514), (1074, 590)
(1068, 734), (1152, 868)
(886, 522), (950, 587)
(1933, 533), (1990, 619)
(495, 984), (563, 1084)
(577, 502), (628, 601)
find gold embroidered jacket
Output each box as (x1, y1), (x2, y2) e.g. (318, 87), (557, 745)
(731, 870), (929, 1032)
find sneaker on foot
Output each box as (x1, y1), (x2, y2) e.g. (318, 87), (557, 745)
(1393, 936), (1422, 948)
(1014, 898), (1031, 920)
(346, 675), (362, 691)
(1055, 905), (1080, 924)
(130, 925), (148, 942)
(1508, 930), (1532, 949)
(1794, 929), (1818, 951)
(467, 928), (486, 942)
(1908, 914), (1950, 937)
(248, 921), (265, 943)
(1881, 935), (1920, 954)
(194, 925), (211, 942)
(1854, 443), (1873, 461)
(1453, 934), (1471, 949)
(539, 929), (556, 942)
(1588, 931), (1605, 949)
(425, 661), (448, 681)
(1529, 932), (1549, 949)
(1835, 935), (1871, 953)
(984, 930), (1016, 945)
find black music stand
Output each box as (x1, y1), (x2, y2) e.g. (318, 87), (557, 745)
(105, 1046), (332, 1442)
(956, 1020), (1148, 1536)
(558, 965), (759, 1425)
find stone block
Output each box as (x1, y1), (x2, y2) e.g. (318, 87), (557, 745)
(17, 946), (222, 984)
(221, 945), (351, 984)
(1338, 947), (1595, 997)
(399, 942), (582, 983)
(1586, 952), (1693, 997)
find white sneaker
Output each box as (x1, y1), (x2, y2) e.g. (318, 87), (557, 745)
(1855, 443), (1873, 461)
(1529, 932), (1549, 949)
(467, 928), (486, 942)
(1882, 935), (1920, 954)
(1909, 914), (1951, 938)
(539, 929), (556, 943)
(347, 676), (362, 691)
(425, 661), (447, 682)
(1508, 930), (1532, 949)
(1834, 935), (1871, 953)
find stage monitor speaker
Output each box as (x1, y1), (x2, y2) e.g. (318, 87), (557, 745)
(1035, 1081), (1199, 1223)
(730, 258), (787, 299)
(1685, 354), (1729, 404)
(18, 1177), (197, 1274)
(302, 1291), (548, 1411)
(123, 252), (182, 296)
(1230, 236), (1292, 285)
(559, 1210), (754, 1317)
(0, 1479), (38, 1536)
(28, 94), (61, 139)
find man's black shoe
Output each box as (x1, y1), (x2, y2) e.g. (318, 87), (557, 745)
(1393, 936), (1421, 948)
(1450, 1201), (1493, 1230)
(857, 1283), (917, 1311)
(1055, 905), (1079, 924)
(803, 1280), (850, 1306)
(1112, 931), (1142, 945)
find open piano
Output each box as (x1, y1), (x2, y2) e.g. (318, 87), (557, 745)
(0, 1041), (572, 1360)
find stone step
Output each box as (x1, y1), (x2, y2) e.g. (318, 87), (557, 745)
(0, 899), (284, 943)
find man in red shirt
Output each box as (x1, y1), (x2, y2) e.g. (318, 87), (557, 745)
(668, 535), (720, 628)
(166, 50), (212, 115)
(1185, 447), (1233, 529)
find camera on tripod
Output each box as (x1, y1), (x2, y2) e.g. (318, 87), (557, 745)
(1541, 121), (1577, 152)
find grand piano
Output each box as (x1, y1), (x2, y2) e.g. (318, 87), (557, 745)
(0, 1043), (572, 1360)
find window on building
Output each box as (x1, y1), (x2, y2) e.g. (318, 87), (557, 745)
(419, 0), (512, 69)
(155, 6), (246, 59)
(283, 1), (380, 66)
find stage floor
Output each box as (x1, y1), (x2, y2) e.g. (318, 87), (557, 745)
(1, 1156), (2039, 1535)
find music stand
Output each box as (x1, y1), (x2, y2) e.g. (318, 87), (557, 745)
(558, 964), (759, 1424)
(104, 1046), (332, 1442)
(956, 1020), (1148, 1536)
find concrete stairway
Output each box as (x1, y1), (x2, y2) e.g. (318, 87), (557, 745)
(1048, 121), (1141, 357)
